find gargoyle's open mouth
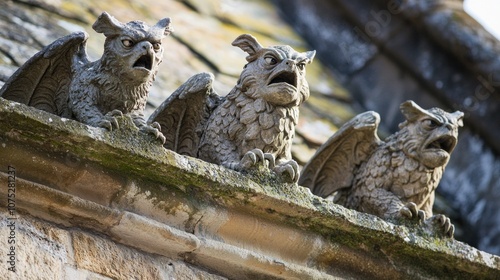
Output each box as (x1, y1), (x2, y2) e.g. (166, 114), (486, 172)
(133, 54), (153, 71)
(425, 135), (456, 153)
(268, 71), (297, 88)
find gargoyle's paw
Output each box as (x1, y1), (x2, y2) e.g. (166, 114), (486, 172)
(140, 125), (166, 144)
(241, 151), (257, 169)
(241, 149), (265, 169)
(427, 214), (455, 238)
(447, 224), (455, 238)
(107, 109), (123, 118)
(97, 119), (113, 131)
(400, 202), (425, 222)
(264, 153), (276, 169)
(97, 110), (123, 131)
(150, 121), (161, 131)
(98, 116), (119, 131)
(274, 160), (299, 183)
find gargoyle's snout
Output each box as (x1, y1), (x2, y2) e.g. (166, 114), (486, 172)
(268, 71), (297, 88)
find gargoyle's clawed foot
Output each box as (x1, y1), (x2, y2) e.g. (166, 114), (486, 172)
(241, 149), (275, 170)
(273, 160), (300, 183)
(98, 109), (123, 131)
(425, 214), (455, 238)
(400, 202), (426, 223)
(140, 121), (166, 144)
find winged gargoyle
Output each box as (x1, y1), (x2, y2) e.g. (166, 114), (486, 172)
(299, 101), (464, 237)
(0, 12), (171, 143)
(148, 34), (315, 182)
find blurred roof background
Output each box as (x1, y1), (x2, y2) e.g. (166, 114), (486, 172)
(1, 0), (499, 255)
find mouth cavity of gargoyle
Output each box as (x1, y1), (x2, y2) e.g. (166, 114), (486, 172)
(425, 135), (456, 153)
(269, 71), (297, 88)
(133, 54), (153, 71)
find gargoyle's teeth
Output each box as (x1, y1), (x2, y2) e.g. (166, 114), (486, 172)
(269, 72), (297, 87)
(133, 54), (152, 70)
(426, 135), (456, 153)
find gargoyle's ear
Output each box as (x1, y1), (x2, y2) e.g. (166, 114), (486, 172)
(400, 100), (431, 122)
(153, 18), (172, 37)
(232, 34), (263, 62)
(304, 50), (316, 64)
(92, 12), (124, 37)
(451, 111), (464, 127)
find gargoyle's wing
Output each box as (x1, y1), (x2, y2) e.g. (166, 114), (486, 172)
(148, 72), (222, 157)
(299, 111), (382, 197)
(0, 31), (90, 117)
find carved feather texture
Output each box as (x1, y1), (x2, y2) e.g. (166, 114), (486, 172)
(0, 32), (89, 118)
(149, 34), (314, 181)
(1, 13), (171, 136)
(303, 101), (462, 222)
(148, 72), (220, 156)
(198, 75), (302, 167)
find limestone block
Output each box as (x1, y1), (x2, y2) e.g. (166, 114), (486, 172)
(64, 266), (112, 280)
(72, 230), (223, 279)
(161, 260), (227, 280)
(109, 211), (200, 257)
(72, 230), (167, 279)
(0, 211), (73, 280)
(0, 142), (125, 206)
(195, 209), (324, 265)
(113, 181), (202, 232)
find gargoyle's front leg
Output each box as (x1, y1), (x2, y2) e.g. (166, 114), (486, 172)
(99, 109), (123, 130)
(237, 148), (276, 170)
(233, 149), (299, 183)
(273, 159), (299, 183)
(355, 187), (426, 223)
(70, 89), (121, 130)
(420, 193), (454, 237)
(131, 112), (166, 144)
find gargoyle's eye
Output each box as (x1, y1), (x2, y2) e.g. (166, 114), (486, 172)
(265, 57), (278, 65)
(297, 63), (305, 71)
(422, 119), (439, 130)
(152, 42), (161, 51)
(122, 39), (134, 48)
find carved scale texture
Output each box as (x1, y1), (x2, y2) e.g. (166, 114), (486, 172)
(198, 86), (297, 167)
(341, 128), (444, 219)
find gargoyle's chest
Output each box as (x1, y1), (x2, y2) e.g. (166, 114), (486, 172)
(215, 97), (296, 154)
(390, 160), (440, 203)
(96, 79), (149, 113)
(100, 90), (146, 112)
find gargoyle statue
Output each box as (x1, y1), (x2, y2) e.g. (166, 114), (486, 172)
(299, 101), (463, 237)
(0, 12), (171, 143)
(148, 34), (315, 182)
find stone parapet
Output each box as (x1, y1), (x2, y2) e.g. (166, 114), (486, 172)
(1, 98), (499, 279)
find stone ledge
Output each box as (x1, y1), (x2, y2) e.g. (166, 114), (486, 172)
(1, 97), (499, 279)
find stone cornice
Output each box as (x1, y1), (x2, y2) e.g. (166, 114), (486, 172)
(1, 97), (499, 279)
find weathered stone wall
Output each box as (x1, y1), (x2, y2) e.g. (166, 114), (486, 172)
(0, 211), (225, 280)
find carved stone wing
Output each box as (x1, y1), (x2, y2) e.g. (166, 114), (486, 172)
(0, 31), (90, 117)
(148, 72), (222, 157)
(299, 111), (382, 197)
